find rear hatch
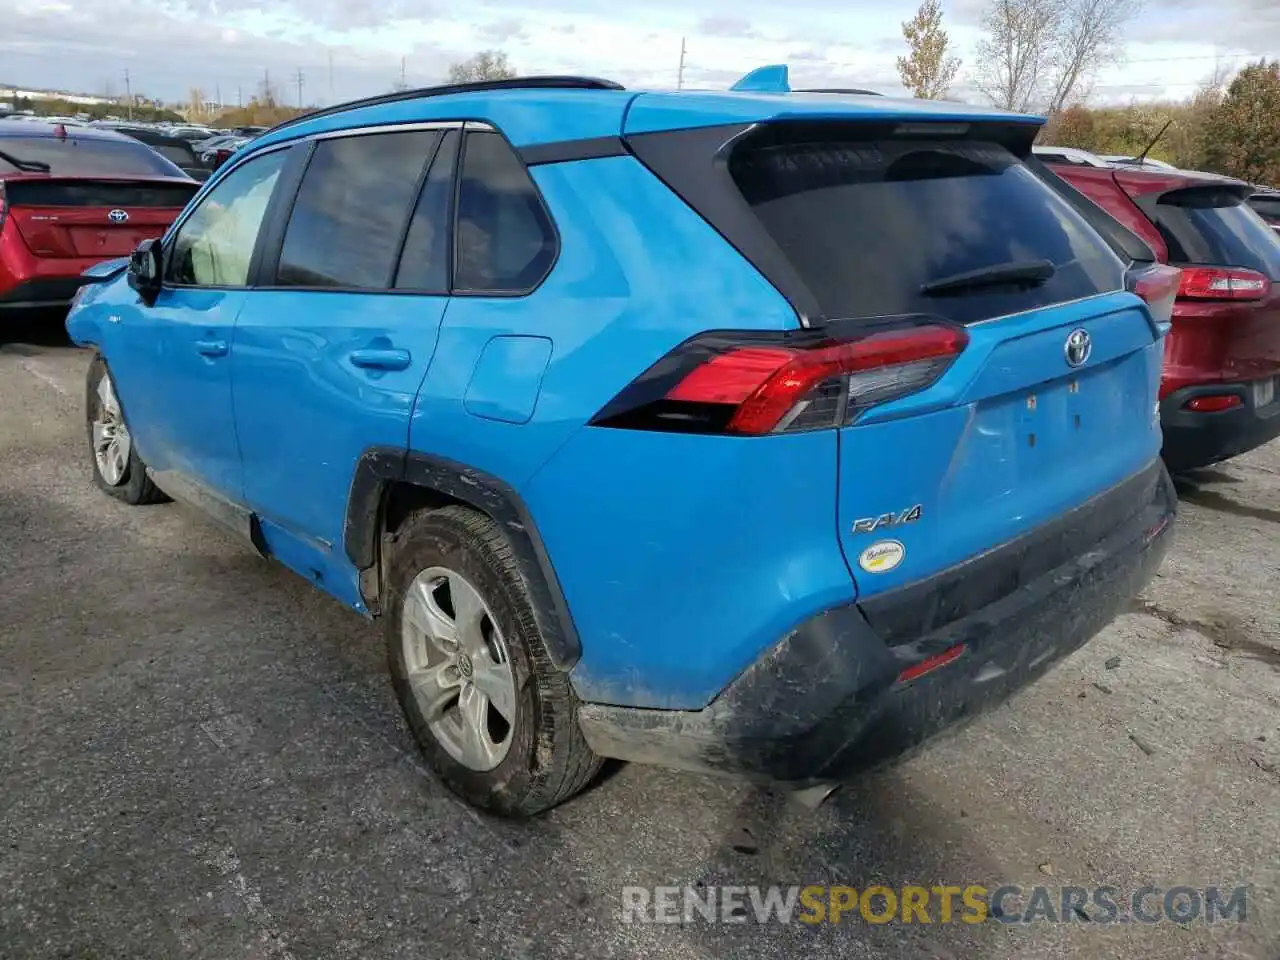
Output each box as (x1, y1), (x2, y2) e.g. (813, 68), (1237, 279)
(626, 110), (1169, 602)
(1117, 176), (1280, 392)
(3, 179), (197, 258)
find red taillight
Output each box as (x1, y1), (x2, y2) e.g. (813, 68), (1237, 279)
(1177, 266), (1270, 302)
(1127, 263), (1181, 327)
(897, 644), (966, 684)
(1185, 394), (1242, 412)
(592, 321), (969, 436)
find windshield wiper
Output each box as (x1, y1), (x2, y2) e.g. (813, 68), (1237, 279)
(0, 150), (52, 173)
(921, 259), (1055, 297)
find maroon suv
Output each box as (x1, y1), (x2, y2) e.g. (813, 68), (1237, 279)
(1044, 161), (1280, 472)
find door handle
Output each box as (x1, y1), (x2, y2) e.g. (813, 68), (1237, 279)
(195, 339), (228, 358)
(348, 347), (411, 372)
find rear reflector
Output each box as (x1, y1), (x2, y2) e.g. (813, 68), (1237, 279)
(1127, 263), (1181, 328)
(591, 320), (969, 436)
(897, 644), (966, 684)
(1185, 394), (1242, 412)
(1177, 266), (1270, 301)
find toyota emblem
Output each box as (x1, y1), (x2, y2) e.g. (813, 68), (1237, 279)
(1064, 328), (1091, 367)
(107, 209), (129, 224)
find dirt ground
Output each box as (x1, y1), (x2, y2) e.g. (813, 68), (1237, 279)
(2, 323), (1277, 960)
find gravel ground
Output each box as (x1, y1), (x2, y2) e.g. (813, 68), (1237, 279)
(2, 322), (1278, 960)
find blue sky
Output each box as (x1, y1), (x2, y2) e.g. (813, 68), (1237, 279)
(0, 0), (1274, 108)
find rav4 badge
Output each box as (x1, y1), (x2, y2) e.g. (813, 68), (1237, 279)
(858, 540), (905, 574)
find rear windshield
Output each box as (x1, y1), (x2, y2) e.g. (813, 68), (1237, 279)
(150, 143), (197, 168)
(0, 135), (185, 178)
(1153, 187), (1280, 280)
(1248, 195), (1280, 223)
(730, 134), (1125, 324)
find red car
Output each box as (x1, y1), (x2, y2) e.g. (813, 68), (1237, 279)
(1043, 160), (1280, 472)
(0, 122), (200, 312)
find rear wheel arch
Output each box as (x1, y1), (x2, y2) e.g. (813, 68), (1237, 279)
(344, 447), (582, 670)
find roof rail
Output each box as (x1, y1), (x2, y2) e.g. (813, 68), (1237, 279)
(796, 87), (884, 96)
(264, 75), (626, 136)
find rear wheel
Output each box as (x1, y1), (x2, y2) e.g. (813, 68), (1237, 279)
(85, 356), (167, 505)
(385, 505), (601, 816)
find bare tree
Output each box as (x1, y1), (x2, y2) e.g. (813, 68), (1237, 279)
(974, 0), (1142, 113)
(896, 0), (962, 99)
(972, 0), (1061, 112)
(1045, 0), (1142, 113)
(448, 50), (516, 84)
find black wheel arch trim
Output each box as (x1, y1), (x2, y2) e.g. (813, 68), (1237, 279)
(345, 447), (582, 670)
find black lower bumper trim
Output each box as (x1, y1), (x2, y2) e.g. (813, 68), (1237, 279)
(0, 276), (87, 309)
(1161, 381), (1280, 473)
(577, 461), (1176, 782)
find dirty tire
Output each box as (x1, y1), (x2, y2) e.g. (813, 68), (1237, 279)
(85, 354), (167, 506)
(386, 505), (602, 817)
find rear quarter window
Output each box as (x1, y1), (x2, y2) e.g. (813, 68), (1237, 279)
(730, 132), (1125, 324)
(0, 135), (185, 177)
(1153, 187), (1280, 281)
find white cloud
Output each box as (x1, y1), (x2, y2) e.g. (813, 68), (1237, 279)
(0, 0), (1272, 107)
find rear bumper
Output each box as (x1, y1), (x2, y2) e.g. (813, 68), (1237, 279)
(577, 461), (1176, 782)
(0, 276), (87, 310)
(1160, 380), (1280, 473)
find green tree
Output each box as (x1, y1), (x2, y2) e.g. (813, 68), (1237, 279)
(896, 0), (961, 100)
(1205, 59), (1280, 184)
(448, 50), (516, 84)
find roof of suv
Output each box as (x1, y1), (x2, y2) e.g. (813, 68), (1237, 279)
(248, 70), (1040, 155)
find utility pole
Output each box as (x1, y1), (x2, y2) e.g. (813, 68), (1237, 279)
(295, 68), (305, 108)
(123, 68), (133, 119)
(237, 84), (243, 108)
(215, 83), (221, 111)
(328, 49), (334, 104)
(677, 37), (686, 90)
(263, 67), (271, 106)
(400, 57), (407, 89)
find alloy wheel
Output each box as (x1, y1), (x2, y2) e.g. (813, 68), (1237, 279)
(401, 566), (517, 771)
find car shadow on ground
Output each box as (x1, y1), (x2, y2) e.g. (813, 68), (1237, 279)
(0, 309), (75, 349)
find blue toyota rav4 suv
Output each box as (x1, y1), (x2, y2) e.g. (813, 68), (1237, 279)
(66, 68), (1178, 816)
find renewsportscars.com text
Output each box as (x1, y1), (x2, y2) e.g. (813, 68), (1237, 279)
(620, 884), (1249, 925)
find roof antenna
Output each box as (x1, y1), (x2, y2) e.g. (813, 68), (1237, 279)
(1134, 118), (1172, 166)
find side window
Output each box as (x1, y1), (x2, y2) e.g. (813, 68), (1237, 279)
(276, 130), (441, 289)
(166, 149), (287, 287)
(454, 130), (557, 293)
(394, 130), (458, 293)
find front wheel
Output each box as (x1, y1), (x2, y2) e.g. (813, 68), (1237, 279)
(85, 356), (167, 505)
(385, 505), (601, 816)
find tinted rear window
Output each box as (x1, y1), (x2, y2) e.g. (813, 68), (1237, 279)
(1249, 196), (1280, 222)
(0, 135), (185, 177)
(1153, 187), (1280, 280)
(730, 134), (1124, 324)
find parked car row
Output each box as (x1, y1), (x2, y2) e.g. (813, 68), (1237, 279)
(11, 70), (1279, 817)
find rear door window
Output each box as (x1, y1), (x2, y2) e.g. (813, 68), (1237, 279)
(730, 130), (1125, 324)
(275, 130), (442, 289)
(394, 130), (458, 293)
(1152, 187), (1280, 280)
